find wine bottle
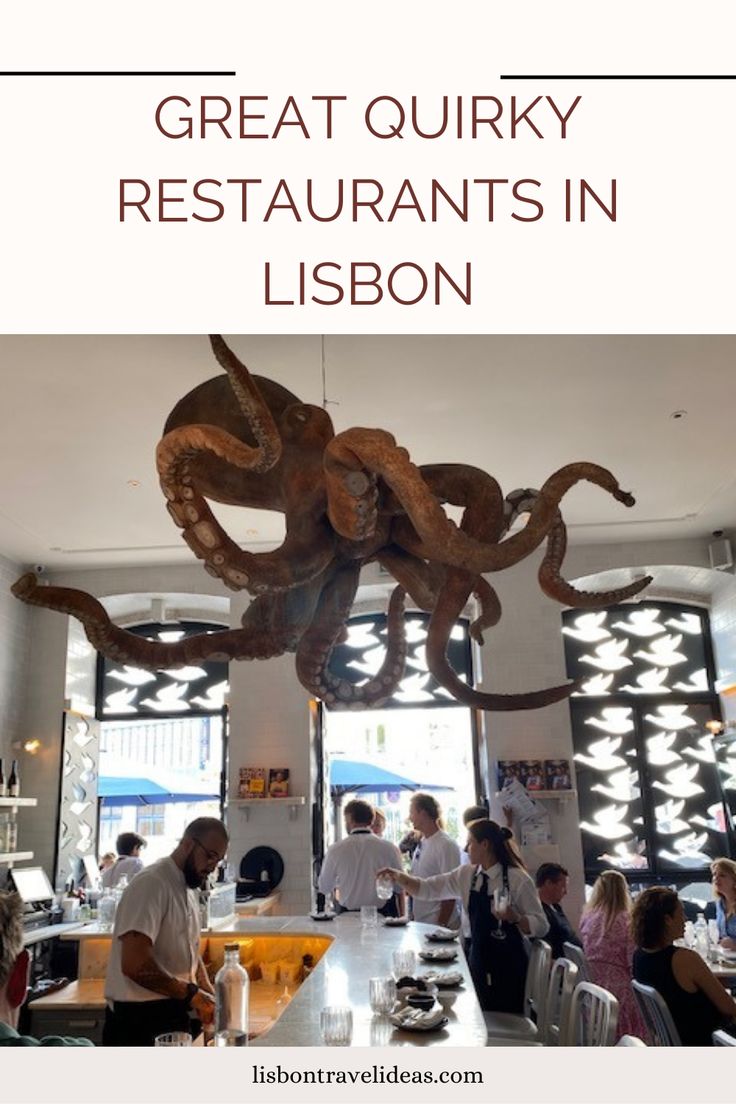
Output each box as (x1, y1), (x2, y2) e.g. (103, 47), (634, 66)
(0, 758), (5, 798)
(7, 760), (19, 798)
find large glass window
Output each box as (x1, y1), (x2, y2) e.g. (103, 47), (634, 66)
(96, 620), (227, 864)
(320, 612), (479, 849)
(563, 601), (733, 884)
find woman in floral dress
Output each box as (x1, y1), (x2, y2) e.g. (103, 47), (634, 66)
(580, 870), (647, 1041)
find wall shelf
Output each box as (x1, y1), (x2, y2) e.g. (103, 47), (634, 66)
(0, 851), (34, 865)
(0, 797), (38, 809)
(231, 796), (306, 821)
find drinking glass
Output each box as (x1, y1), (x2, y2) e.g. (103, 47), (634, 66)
(370, 1015), (394, 1046)
(369, 976), (397, 1013)
(155, 1032), (192, 1047)
(320, 1006), (353, 1046)
(375, 873), (394, 901)
(491, 887), (509, 940)
(361, 905), (378, 928)
(392, 949), (417, 978)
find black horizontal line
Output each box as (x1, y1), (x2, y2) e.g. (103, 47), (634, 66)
(0, 70), (235, 77)
(501, 74), (736, 80)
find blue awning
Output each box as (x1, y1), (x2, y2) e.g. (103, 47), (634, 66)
(328, 759), (446, 798)
(98, 776), (219, 807)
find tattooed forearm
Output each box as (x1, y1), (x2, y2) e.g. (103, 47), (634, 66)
(128, 957), (189, 1000)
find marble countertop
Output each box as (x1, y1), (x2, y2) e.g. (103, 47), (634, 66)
(55, 914), (487, 1046)
(241, 915), (487, 1048)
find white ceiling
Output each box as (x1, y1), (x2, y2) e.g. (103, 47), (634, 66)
(1, 334), (735, 571)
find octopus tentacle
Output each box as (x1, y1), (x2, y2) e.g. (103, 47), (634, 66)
(425, 570), (582, 710)
(157, 339), (336, 594)
(375, 546), (445, 612)
(539, 514), (653, 608)
(10, 573), (289, 669)
(420, 468), (581, 710)
(207, 335), (282, 471)
(468, 578), (502, 644)
(327, 435), (637, 574)
(296, 566), (408, 709)
(158, 428), (336, 593)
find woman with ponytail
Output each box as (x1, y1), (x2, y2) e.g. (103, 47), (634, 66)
(377, 818), (548, 1012)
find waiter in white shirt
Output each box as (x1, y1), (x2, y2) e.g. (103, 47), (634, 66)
(103, 817), (228, 1046)
(409, 793), (462, 928)
(318, 799), (405, 916)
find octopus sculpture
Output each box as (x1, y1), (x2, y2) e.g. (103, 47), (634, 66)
(12, 335), (651, 711)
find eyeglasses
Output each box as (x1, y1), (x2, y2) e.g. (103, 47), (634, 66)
(191, 837), (225, 865)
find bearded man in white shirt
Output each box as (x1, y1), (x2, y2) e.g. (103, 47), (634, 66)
(409, 793), (462, 928)
(103, 816), (228, 1046)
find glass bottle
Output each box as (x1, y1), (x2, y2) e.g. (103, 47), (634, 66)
(0, 757), (6, 798)
(114, 874), (129, 903)
(694, 912), (709, 958)
(7, 759), (19, 798)
(98, 888), (117, 932)
(214, 942), (249, 1046)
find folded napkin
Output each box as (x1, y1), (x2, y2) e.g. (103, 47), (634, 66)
(421, 970), (463, 987)
(389, 1004), (445, 1030)
(429, 927), (458, 940)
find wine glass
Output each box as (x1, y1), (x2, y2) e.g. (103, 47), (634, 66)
(491, 887), (509, 940)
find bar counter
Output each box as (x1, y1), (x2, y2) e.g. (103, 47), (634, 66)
(33, 915), (487, 1047)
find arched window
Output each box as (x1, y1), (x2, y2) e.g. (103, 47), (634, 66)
(94, 620), (229, 863)
(562, 601), (733, 884)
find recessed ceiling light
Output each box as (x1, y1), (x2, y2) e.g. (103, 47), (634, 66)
(127, 479), (142, 488)
(245, 528), (258, 537)
(670, 410), (687, 421)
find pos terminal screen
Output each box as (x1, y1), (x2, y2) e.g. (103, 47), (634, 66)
(10, 866), (55, 904)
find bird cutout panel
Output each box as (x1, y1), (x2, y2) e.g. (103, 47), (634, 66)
(584, 707), (634, 735)
(100, 620), (229, 719)
(565, 603), (729, 878)
(573, 672), (615, 697)
(328, 611), (472, 710)
(55, 711), (101, 889)
(562, 602), (710, 698)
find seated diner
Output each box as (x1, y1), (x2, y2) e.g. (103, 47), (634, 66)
(632, 886), (736, 1046)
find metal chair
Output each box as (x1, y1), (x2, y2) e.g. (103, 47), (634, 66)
(713, 1030), (736, 1046)
(543, 957), (579, 1045)
(484, 938), (551, 1042)
(616, 1034), (647, 1046)
(631, 980), (682, 1046)
(563, 941), (592, 983)
(562, 981), (619, 1046)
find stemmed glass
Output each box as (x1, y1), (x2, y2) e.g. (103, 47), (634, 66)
(491, 887), (510, 940)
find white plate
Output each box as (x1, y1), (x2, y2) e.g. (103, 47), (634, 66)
(389, 1008), (449, 1033)
(419, 948), (458, 962)
(426, 929), (459, 943)
(419, 970), (464, 988)
(309, 912), (335, 922)
(383, 916), (409, 927)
